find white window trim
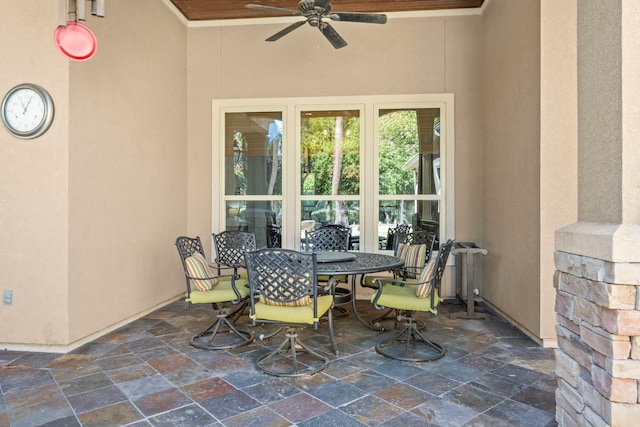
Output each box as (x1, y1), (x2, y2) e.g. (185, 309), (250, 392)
(212, 94), (455, 252)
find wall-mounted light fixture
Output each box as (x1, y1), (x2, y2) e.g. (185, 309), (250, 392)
(54, 0), (104, 61)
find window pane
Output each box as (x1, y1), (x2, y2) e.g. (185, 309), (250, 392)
(377, 200), (440, 248)
(300, 110), (360, 196)
(300, 199), (359, 249)
(378, 108), (441, 196)
(301, 200), (359, 227)
(414, 200), (441, 247)
(224, 112), (282, 196)
(225, 200), (281, 249)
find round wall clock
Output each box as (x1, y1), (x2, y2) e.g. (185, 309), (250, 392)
(1, 83), (55, 139)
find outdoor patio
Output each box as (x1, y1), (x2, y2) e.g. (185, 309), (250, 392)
(0, 300), (557, 426)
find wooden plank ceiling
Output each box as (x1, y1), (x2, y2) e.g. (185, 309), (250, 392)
(168, 0), (485, 21)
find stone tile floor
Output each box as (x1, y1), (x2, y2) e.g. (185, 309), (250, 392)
(0, 299), (558, 426)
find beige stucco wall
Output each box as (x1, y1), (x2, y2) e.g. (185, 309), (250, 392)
(0, 0), (187, 349)
(0, 2), (71, 346)
(1, 0), (563, 348)
(481, 0), (544, 340)
(540, 0), (577, 345)
(66, 1), (188, 343)
(186, 14), (483, 297)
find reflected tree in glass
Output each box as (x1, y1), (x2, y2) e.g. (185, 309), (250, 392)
(300, 111), (360, 226)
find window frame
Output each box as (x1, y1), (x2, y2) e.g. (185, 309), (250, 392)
(212, 94), (455, 253)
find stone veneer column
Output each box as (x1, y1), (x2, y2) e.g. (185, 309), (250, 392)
(554, 1), (640, 426)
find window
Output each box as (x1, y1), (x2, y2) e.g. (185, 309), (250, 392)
(221, 110), (283, 248)
(299, 108), (362, 249)
(377, 107), (443, 249)
(213, 95), (454, 252)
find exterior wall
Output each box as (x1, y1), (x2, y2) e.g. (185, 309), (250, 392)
(187, 14), (483, 298)
(1, 0), (565, 348)
(66, 0), (188, 344)
(481, 0), (544, 342)
(186, 28), (221, 257)
(540, 0), (578, 346)
(0, 0), (187, 349)
(0, 2), (71, 346)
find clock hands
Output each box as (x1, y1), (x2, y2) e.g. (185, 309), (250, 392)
(22, 96), (33, 114)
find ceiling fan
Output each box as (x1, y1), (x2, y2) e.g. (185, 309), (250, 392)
(246, 0), (387, 49)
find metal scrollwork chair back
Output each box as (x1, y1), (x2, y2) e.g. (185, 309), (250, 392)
(304, 224), (351, 316)
(304, 224), (350, 252)
(385, 223), (412, 250)
(212, 230), (256, 276)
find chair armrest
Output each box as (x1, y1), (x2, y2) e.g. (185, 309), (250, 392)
(392, 266), (422, 280)
(321, 277), (338, 294)
(185, 272), (238, 281)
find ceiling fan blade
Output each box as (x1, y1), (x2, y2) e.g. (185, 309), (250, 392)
(320, 22), (347, 49)
(246, 4), (301, 16)
(266, 20), (307, 42)
(313, 0), (332, 11)
(331, 12), (387, 24)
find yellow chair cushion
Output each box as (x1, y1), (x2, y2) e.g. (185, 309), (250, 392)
(187, 277), (249, 304)
(184, 252), (218, 291)
(259, 294), (311, 307)
(371, 282), (441, 314)
(252, 295), (333, 325)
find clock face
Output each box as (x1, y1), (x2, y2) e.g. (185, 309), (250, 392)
(1, 84), (54, 139)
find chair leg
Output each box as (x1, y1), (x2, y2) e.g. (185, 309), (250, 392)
(256, 327), (330, 377)
(370, 308), (426, 332)
(190, 308), (254, 351)
(327, 307), (338, 355)
(227, 300), (249, 324)
(375, 313), (446, 362)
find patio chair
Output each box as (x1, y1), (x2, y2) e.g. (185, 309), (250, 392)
(304, 224), (350, 252)
(384, 223), (412, 250)
(212, 230), (256, 278)
(175, 236), (253, 350)
(359, 231), (435, 329)
(244, 248), (338, 377)
(370, 239), (454, 362)
(304, 224), (351, 315)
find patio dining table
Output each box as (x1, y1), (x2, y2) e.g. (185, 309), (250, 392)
(314, 251), (404, 330)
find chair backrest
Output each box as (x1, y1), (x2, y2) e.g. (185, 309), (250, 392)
(305, 225), (350, 252)
(385, 224), (412, 250)
(266, 224), (282, 248)
(432, 239), (455, 291)
(244, 248), (319, 312)
(175, 236), (206, 295)
(417, 219), (440, 247)
(395, 230), (437, 259)
(212, 231), (256, 269)
(265, 210), (278, 226)
(415, 238), (455, 304)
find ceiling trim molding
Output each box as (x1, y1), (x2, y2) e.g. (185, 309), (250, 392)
(160, 3), (482, 29)
(161, 0), (189, 26)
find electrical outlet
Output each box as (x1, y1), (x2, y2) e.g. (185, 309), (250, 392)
(3, 290), (12, 305)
